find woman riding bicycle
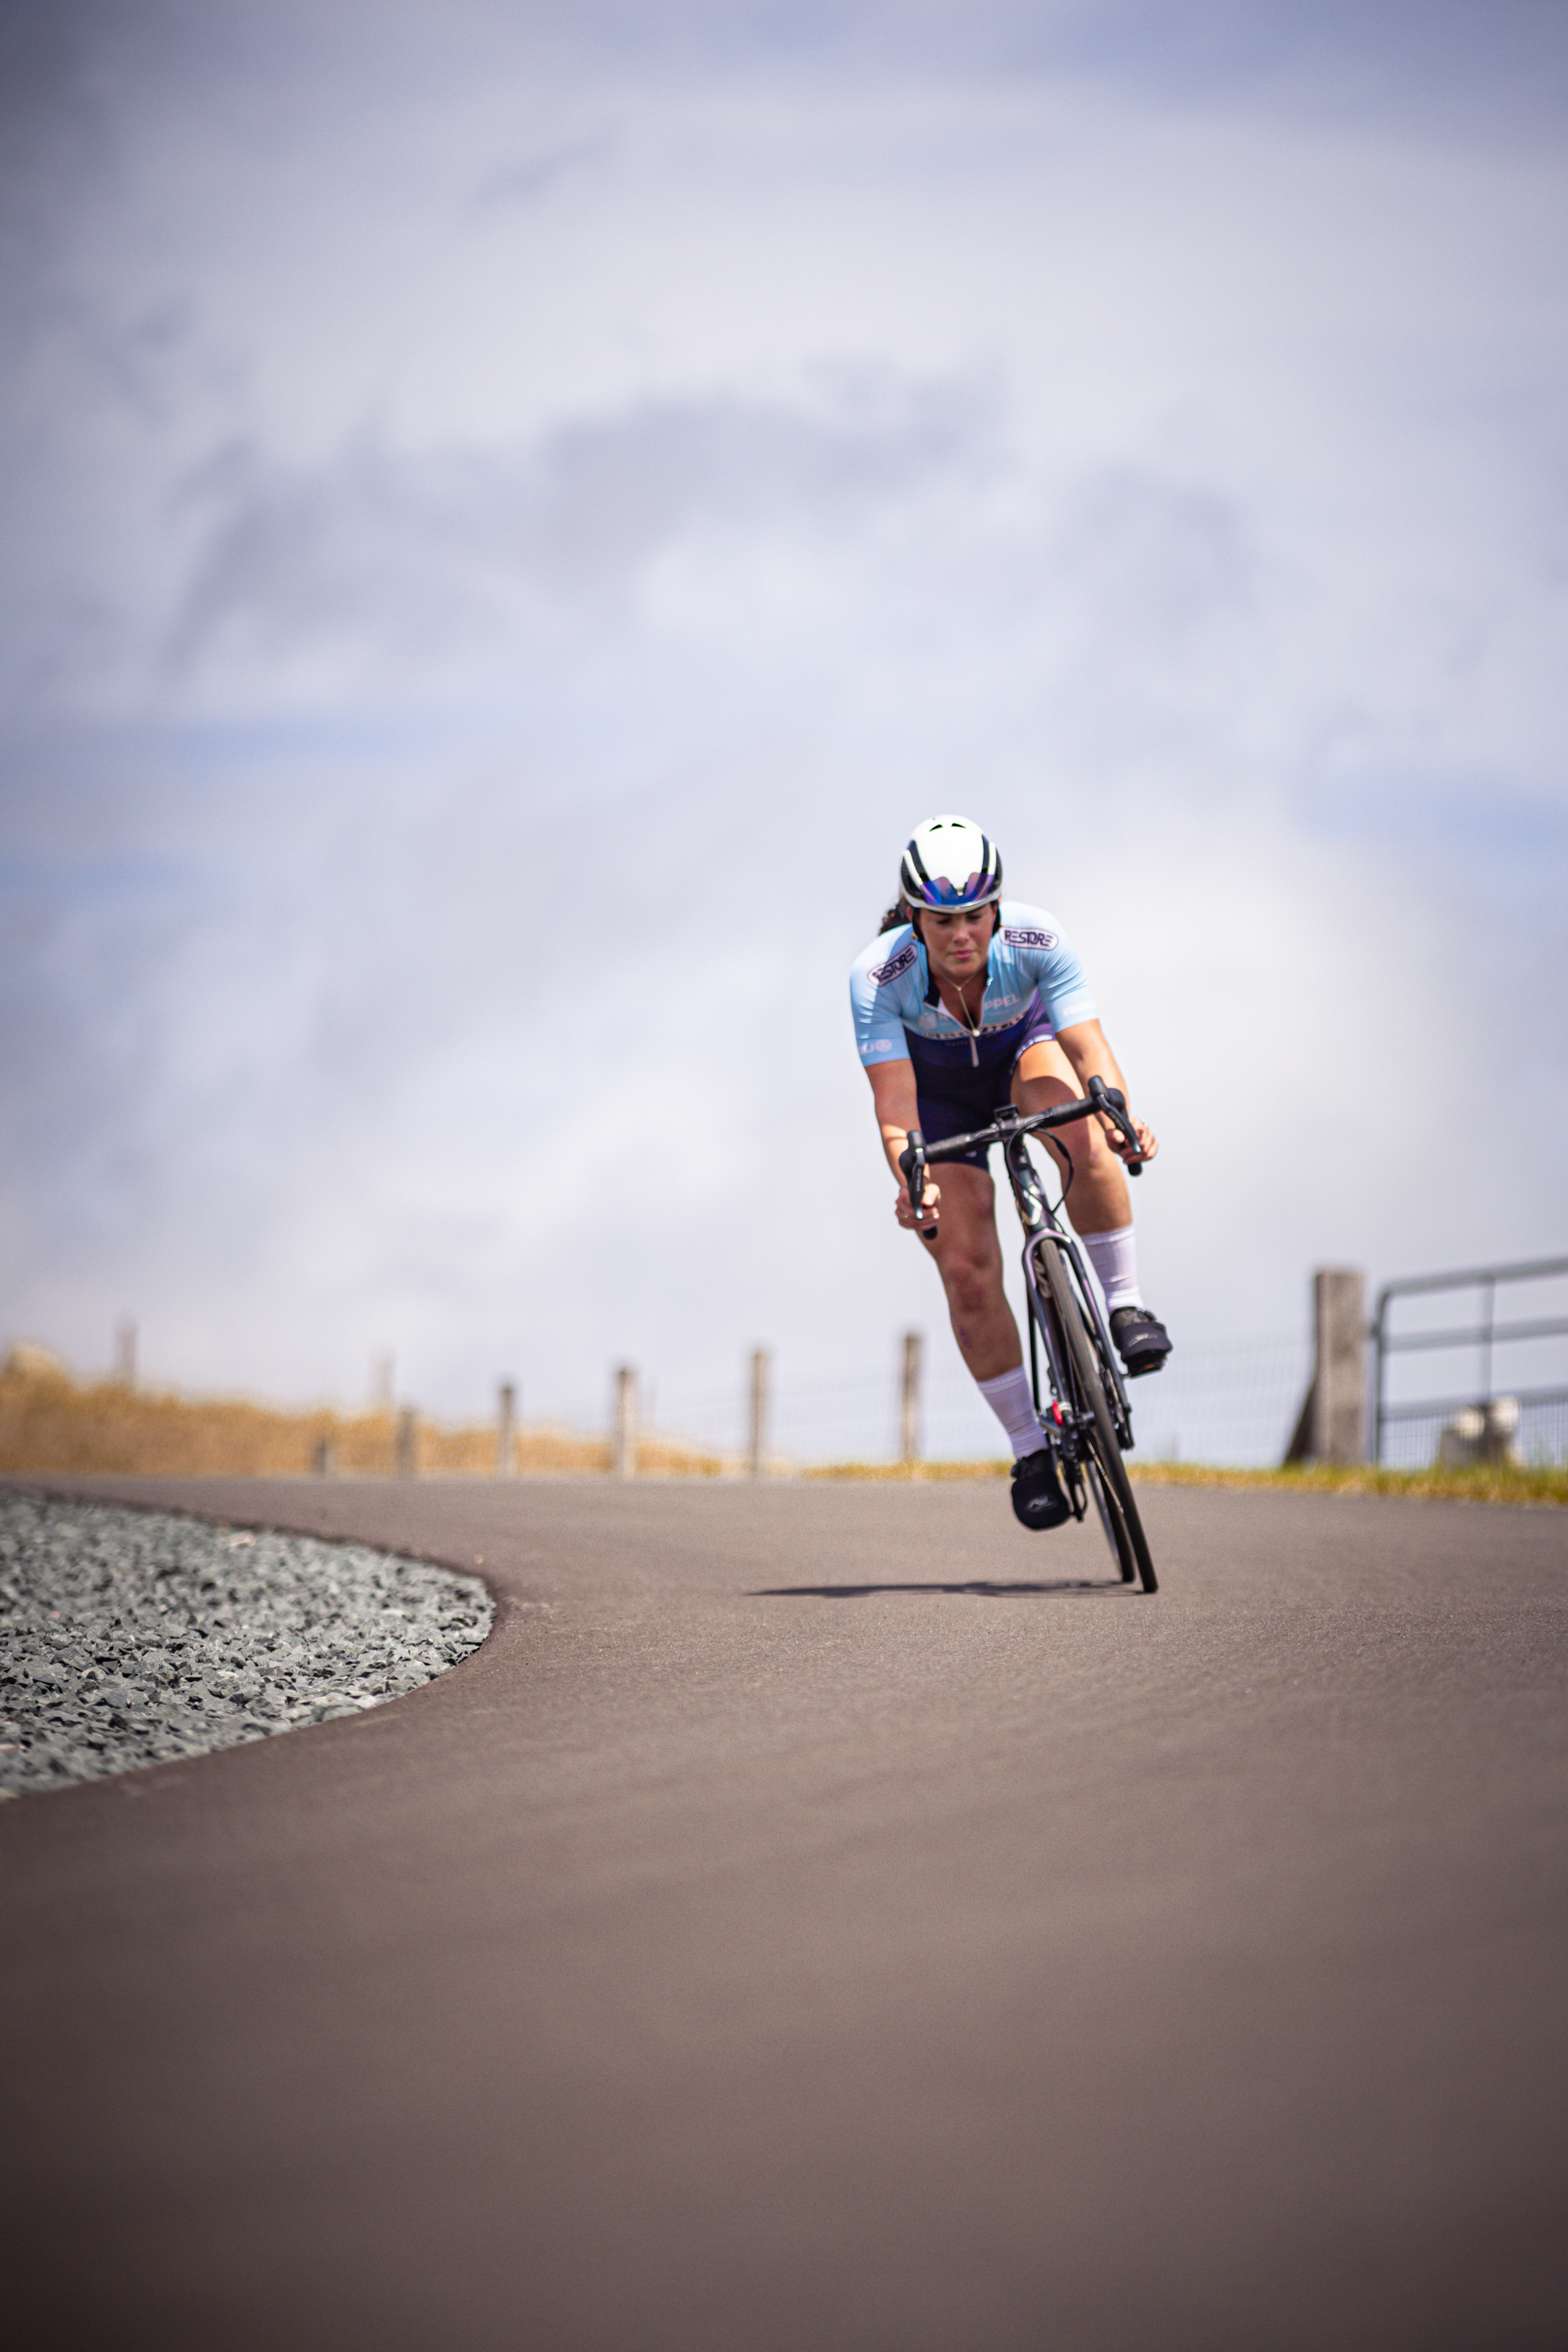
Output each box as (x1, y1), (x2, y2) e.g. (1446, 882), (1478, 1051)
(851, 815), (1171, 1530)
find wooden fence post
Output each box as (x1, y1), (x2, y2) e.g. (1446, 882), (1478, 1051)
(497, 1381), (517, 1476)
(748, 1349), (771, 1479)
(612, 1365), (637, 1479)
(899, 1330), (923, 1464)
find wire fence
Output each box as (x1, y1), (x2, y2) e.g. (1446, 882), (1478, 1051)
(575, 1328), (1316, 1472)
(1105, 1333), (1313, 1468)
(539, 1262), (1568, 1475)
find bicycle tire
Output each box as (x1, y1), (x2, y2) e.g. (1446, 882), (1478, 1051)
(1033, 1236), (1158, 1595)
(1025, 1276), (1137, 1584)
(1083, 1454), (1138, 1584)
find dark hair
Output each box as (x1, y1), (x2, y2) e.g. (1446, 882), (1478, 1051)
(878, 897), (1001, 941)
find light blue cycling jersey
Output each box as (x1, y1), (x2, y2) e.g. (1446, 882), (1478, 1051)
(849, 900), (1098, 1073)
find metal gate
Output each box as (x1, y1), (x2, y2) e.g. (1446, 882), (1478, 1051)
(1372, 1256), (1568, 1465)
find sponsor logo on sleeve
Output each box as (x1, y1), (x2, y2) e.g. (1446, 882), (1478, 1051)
(1003, 926), (1058, 949)
(869, 942), (917, 985)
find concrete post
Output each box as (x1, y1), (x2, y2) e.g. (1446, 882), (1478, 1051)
(1285, 1269), (1367, 1465)
(612, 1364), (637, 1479)
(748, 1349), (771, 1479)
(497, 1381), (517, 1476)
(1312, 1269), (1367, 1463)
(899, 1330), (923, 1464)
(396, 1406), (419, 1478)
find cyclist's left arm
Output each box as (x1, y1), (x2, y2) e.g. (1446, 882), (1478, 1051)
(1053, 1020), (1159, 1163)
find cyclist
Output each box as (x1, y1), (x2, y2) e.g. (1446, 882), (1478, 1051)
(851, 815), (1171, 1530)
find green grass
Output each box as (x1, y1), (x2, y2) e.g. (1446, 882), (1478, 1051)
(803, 1456), (1568, 1505)
(1129, 1459), (1568, 1505)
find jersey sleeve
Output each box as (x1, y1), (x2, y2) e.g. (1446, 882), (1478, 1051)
(849, 932), (917, 1067)
(1000, 903), (1098, 1032)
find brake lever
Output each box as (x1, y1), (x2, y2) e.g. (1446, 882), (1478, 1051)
(897, 1128), (931, 1228)
(1087, 1076), (1144, 1178)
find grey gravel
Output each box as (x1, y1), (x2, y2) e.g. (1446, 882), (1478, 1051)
(0, 1491), (493, 1799)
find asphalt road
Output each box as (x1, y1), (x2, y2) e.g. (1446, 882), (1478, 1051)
(3, 1473), (1566, 2352)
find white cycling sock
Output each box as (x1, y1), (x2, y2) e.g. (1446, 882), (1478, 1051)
(976, 1364), (1044, 1459)
(1080, 1222), (1145, 1313)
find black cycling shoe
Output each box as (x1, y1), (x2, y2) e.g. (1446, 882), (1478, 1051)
(1110, 1305), (1172, 1377)
(1011, 1447), (1071, 1530)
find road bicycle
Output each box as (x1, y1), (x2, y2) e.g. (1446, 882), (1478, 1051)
(898, 1076), (1158, 1595)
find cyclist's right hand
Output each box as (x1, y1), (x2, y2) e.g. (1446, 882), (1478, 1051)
(895, 1178), (941, 1236)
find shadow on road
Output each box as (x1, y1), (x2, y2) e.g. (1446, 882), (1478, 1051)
(750, 1577), (1133, 1599)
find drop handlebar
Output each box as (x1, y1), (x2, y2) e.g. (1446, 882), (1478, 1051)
(895, 1077), (1143, 1225)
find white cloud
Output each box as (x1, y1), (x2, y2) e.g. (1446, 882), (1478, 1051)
(2, 1), (1566, 1444)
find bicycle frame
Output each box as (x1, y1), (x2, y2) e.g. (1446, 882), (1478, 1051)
(895, 1077), (1157, 1589)
(898, 1078), (1142, 1462)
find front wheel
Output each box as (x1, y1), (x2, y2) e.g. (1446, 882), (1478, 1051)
(1083, 1454), (1138, 1584)
(1033, 1238), (1158, 1595)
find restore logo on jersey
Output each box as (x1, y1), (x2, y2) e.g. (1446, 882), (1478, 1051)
(869, 942), (917, 985)
(1003, 925), (1058, 950)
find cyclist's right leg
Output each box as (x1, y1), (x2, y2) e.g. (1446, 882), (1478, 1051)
(919, 1160), (1018, 1377)
(920, 1163), (1068, 1526)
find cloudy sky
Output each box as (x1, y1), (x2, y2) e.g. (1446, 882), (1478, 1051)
(2, 0), (1565, 1448)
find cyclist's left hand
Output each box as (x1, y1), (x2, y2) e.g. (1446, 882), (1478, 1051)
(1108, 1115), (1158, 1166)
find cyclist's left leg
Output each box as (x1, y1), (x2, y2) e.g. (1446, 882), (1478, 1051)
(1012, 1038), (1171, 1374)
(1012, 1036), (1131, 1232)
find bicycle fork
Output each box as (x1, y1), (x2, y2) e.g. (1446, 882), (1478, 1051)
(1019, 1243), (1088, 1486)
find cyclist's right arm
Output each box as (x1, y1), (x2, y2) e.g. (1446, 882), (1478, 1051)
(851, 930), (938, 1232)
(867, 1060), (940, 1233)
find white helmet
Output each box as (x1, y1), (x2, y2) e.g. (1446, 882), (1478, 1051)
(899, 815), (1003, 912)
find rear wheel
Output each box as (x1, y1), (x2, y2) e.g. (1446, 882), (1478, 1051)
(1033, 1238), (1158, 1595)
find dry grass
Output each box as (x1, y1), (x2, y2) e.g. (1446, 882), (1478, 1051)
(0, 1348), (730, 1481)
(6, 1345), (1561, 1504)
